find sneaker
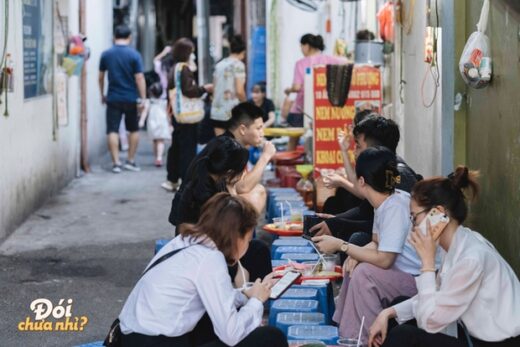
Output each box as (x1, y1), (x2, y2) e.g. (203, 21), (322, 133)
(154, 159), (163, 167)
(112, 164), (122, 173)
(123, 160), (141, 172)
(161, 180), (179, 192)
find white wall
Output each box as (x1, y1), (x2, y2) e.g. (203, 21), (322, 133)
(0, 0), (112, 239)
(392, 0), (444, 177)
(86, 0), (114, 163)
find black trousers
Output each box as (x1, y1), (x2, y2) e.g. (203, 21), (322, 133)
(326, 199), (374, 242)
(228, 239), (272, 282)
(167, 122), (198, 183)
(322, 187), (362, 215)
(122, 317), (287, 347)
(383, 323), (520, 347)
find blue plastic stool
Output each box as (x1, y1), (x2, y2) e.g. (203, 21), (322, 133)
(275, 312), (325, 336)
(269, 288), (320, 310)
(268, 299), (319, 326)
(155, 239), (170, 254)
(271, 259), (289, 268)
(273, 246), (315, 260)
(74, 342), (104, 347)
(287, 325), (339, 345)
(286, 340), (326, 346)
(292, 283), (335, 324)
(271, 237), (310, 258)
(280, 253), (319, 262)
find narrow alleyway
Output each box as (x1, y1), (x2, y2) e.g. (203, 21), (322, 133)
(0, 134), (175, 347)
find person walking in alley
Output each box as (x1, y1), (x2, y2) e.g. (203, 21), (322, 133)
(210, 35), (247, 136)
(138, 83), (171, 167)
(162, 38), (213, 192)
(99, 24), (146, 173)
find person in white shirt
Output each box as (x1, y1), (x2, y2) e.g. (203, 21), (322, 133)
(368, 166), (520, 347)
(313, 146), (426, 344)
(119, 193), (288, 347)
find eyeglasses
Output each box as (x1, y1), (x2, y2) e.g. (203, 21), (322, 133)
(409, 209), (429, 226)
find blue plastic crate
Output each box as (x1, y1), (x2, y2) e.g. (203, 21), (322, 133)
(280, 253), (319, 262)
(281, 288), (319, 300)
(273, 246), (315, 260)
(74, 342), (104, 347)
(276, 312), (325, 336)
(287, 325), (339, 345)
(155, 239), (170, 254)
(268, 299), (319, 326)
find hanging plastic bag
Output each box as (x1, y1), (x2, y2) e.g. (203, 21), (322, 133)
(377, 1), (394, 43)
(459, 0), (492, 89)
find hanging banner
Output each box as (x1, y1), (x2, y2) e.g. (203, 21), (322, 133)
(313, 65), (382, 177)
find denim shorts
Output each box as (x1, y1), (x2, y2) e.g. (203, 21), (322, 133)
(287, 112), (304, 127)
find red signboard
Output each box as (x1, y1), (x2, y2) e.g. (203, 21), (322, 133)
(313, 65), (382, 177)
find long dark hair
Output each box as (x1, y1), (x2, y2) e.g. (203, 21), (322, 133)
(180, 193), (258, 264)
(412, 166), (479, 223)
(174, 137), (249, 226)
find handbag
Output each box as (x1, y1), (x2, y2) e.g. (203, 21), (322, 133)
(169, 63), (204, 124)
(103, 245), (191, 347)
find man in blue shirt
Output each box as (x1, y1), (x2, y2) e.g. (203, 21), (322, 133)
(99, 25), (146, 173)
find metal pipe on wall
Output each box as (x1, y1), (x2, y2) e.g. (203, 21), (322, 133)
(196, 0), (211, 85)
(79, 0), (90, 173)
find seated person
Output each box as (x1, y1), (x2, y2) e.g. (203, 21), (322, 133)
(368, 167), (520, 347)
(169, 136), (272, 285)
(120, 193), (288, 347)
(312, 115), (422, 247)
(222, 102), (276, 214)
(322, 109), (374, 215)
(313, 146), (426, 344)
(248, 81), (275, 128)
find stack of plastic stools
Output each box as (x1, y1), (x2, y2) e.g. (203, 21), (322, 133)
(273, 246), (315, 260)
(271, 237), (310, 258)
(271, 259), (289, 268)
(155, 239), (170, 254)
(269, 288), (320, 311)
(287, 325), (339, 345)
(74, 342), (104, 347)
(280, 253), (319, 262)
(292, 283), (334, 323)
(275, 312), (325, 336)
(268, 299), (319, 326)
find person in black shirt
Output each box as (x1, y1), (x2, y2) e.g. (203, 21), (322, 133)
(311, 115), (422, 247)
(169, 136), (272, 284)
(248, 81), (275, 128)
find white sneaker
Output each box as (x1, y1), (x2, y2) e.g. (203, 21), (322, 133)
(112, 164), (122, 173)
(161, 181), (179, 192)
(123, 161), (141, 172)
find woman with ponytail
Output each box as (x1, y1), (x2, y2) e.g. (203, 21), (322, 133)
(368, 167), (520, 347)
(283, 33), (347, 149)
(313, 146), (428, 344)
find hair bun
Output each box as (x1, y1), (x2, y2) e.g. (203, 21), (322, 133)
(313, 35), (325, 50)
(449, 166), (469, 189)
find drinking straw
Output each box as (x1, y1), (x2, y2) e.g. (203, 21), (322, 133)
(280, 202), (284, 225)
(356, 316), (365, 347)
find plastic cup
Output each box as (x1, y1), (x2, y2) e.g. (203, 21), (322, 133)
(322, 254), (339, 272)
(337, 338), (359, 346)
(291, 208), (304, 222)
(273, 217), (286, 229)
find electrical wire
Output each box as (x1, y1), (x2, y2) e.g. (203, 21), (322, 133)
(421, 0), (440, 108)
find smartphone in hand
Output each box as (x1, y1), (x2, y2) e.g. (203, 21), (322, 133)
(417, 208), (450, 240)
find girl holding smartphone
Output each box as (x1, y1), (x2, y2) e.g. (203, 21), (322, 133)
(368, 167), (520, 347)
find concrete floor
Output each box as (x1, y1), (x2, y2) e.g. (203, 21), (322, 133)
(0, 133), (176, 347)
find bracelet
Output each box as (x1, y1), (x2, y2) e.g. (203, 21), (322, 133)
(420, 267), (436, 273)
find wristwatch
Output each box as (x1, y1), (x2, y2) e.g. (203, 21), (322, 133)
(340, 242), (349, 253)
